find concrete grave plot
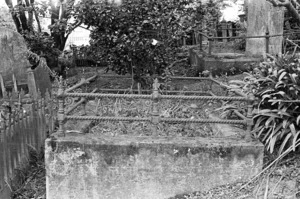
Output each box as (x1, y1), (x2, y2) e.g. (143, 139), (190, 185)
(189, 48), (261, 76)
(45, 98), (264, 199)
(45, 134), (263, 199)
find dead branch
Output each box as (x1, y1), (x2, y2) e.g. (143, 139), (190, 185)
(267, 0), (300, 24)
(168, 58), (188, 68)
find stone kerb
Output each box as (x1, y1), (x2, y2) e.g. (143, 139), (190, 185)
(45, 132), (264, 199)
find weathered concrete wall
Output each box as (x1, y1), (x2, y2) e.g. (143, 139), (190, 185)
(46, 133), (264, 199)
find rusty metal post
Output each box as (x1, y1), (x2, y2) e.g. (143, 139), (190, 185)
(265, 30), (270, 54)
(57, 76), (65, 136)
(245, 92), (255, 141)
(221, 19), (227, 42)
(0, 115), (8, 181)
(81, 97), (87, 115)
(208, 33), (213, 55)
(199, 33), (203, 51)
(151, 78), (160, 136)
(27, 67), (38, 100)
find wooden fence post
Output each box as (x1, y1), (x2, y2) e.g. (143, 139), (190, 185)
(27, 67), (38, 100)
(41, 98), (46, 141)
(25, 107), (30, 155)
(7, 112), (14, 175)
(15, 110), (22, 165)
(33, 101), (39, 150)
(1, 117), (9, 180)
(19, 108), (26, 159)
(0, 117), (6, 192)
(28, 102), (37, 150)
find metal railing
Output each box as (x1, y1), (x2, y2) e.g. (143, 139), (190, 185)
(56, 75), (255, 140)
(199, 30), (300, 55)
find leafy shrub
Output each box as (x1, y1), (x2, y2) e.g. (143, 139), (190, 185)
(22, 31), (61, 70)
(221, 55), (300, 154)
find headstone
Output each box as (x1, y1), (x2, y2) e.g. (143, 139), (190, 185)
(0, 3), (29, 86)
(0, 3), (17, 31)
(33, 58), (52, 98)
(0, 28), (29, 85)
(246, 0), (284, 57)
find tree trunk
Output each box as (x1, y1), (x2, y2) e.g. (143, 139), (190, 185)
(4, 0), (21, 32)
(16, 0), (29, 31)
(24, 0), (34, 31)
(246, 0), (284, 57)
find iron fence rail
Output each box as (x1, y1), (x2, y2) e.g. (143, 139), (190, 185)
(199, 30), (300, 55)
(57, 76), (255, 140)
(95, 75), (246, 97)
(96, 89), (210, 95)
(65, 115), (247, 125)
(63, 92), (250, 101)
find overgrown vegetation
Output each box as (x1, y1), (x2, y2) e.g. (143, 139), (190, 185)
(221, 55), (300, 155)
(91, 98), (215, 137)
(11, 147), (46, 199)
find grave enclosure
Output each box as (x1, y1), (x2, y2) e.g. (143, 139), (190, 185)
(45, 1), (287, 198)
(1, 1), (287, 198)
(45, 75), (264, 199)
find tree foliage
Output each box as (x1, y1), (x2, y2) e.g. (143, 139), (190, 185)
(74, 0), (221, 85)
(5, 0), (83, 51)
(4, 0), (87, 74)
(267, 0), (300, 24)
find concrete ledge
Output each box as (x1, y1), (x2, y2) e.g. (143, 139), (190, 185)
(189, 49), (261, 75)
(45, 133), (264, 199)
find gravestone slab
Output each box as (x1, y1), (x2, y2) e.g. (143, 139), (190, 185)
(0, 4), (17, 31)
(0, 3), (29, 86)
(0, 28), (29, 85)
(45, 134), (264, 199)
(246, 0), (284, 56)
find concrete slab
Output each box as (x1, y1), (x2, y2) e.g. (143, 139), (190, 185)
(45, 133), (264, 199)
(189, 49), (262, 76)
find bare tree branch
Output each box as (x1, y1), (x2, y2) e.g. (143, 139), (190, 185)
(267, 0), (300, 24)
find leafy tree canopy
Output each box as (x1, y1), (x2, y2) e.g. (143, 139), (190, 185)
(74, 0), (222, 85)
